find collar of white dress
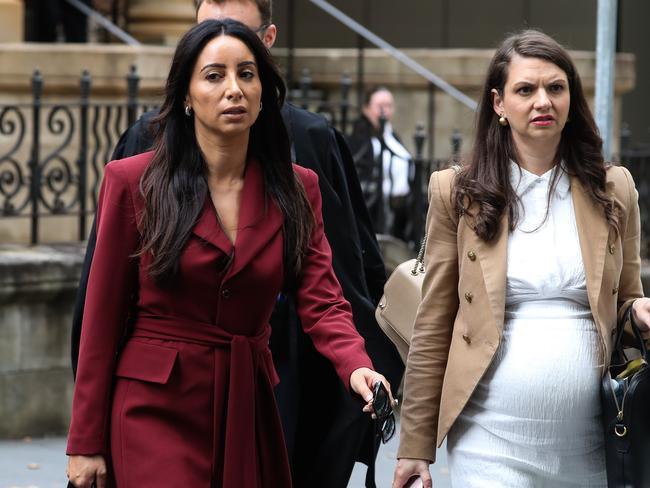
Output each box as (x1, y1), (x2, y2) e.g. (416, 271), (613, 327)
(509, 160), (571, 200)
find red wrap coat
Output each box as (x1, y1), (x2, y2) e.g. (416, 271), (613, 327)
(66, 151), (373, 487)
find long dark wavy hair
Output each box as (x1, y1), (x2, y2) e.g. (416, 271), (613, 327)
(138, 19), (313, 286)
(454, 29), (618, 241)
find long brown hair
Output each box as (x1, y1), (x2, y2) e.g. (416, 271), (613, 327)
(454, 29), (618, 241)
(138, 19), (313, 287)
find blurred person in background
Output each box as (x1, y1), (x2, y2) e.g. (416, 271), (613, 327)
(392, 29), (650, 488)
(349, 86), (412, 241)
(26, 0), (91, 42)
(69, 1), (404, 487)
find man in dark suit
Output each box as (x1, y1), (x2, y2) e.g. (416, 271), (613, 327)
(70, 1), (403, 487)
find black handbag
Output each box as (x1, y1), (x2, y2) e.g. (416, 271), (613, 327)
(600, 305), (650, 487)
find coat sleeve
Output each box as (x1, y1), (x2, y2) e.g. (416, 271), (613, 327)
(66, 162), (140, 456)
(331, 127), (386, 305)
(294, 169), (374, 389)
(71, 112), (156, 378)
(615, 166), (644, 332)
(397, 170), (459, 463)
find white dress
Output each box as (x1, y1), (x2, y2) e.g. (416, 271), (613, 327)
(447, 162), (607, 487)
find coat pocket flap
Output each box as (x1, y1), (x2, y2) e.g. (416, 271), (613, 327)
(115, 340), (178, 384)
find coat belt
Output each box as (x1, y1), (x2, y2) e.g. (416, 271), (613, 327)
(131, 315), (280, 487)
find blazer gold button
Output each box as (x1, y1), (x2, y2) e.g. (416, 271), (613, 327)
(462, 334), (471, 344)
(464, 292), (473, 303)
(467, 250), (477, 261)
(609, 244), (616, 254)
(612, 287), (618, 295)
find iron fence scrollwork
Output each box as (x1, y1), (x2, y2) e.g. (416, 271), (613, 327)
(0, 65), (156, 244)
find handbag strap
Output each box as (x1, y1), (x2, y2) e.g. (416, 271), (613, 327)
(612, 303), (648, 364)
(411, 234), (427, 275)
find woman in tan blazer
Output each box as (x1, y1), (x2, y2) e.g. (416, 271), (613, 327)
(392, 30), (650, 488)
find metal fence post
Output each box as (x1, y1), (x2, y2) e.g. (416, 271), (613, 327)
(127, 64), (139, 127)
(340, 72), (352, 135)
(427, 82), (435, 163)
(286, 0), (296, 89)
(356, 34), (365, 109)
(300, 68), (311, 110)
(375, 113), (387, 234)
(411, 123), (426, 246)
(451, 128), (462, 161)
(29, 69), (43, 245)
(78, 69), (91, 241)
(620, 123), (631, 160)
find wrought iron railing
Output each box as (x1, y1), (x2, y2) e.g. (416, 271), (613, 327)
(0, 66), (157, 244)
(2, 66), (646, 256)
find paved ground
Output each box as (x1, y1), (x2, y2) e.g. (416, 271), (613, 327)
(0, 425), (450, 488)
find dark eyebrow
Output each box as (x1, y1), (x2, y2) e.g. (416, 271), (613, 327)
(200, 61), (257, 72)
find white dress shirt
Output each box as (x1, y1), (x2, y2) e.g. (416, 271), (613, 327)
(370, 122), (411, 197)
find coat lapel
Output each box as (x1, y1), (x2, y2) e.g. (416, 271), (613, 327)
(226, 159), (283, 279)
(465, 175), (610, 335)
(571, 176), (609, 325)
(472, 213), (509, 334)
(192, 196), (233, 256)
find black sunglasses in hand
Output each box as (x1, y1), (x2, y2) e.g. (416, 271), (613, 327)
(372, 381), (396, 444)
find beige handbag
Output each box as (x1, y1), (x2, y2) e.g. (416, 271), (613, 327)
(375, 235), (426, 364)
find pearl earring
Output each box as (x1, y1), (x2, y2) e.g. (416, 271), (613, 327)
(498, 114), (508, 126)
(185, 105), (193, 117)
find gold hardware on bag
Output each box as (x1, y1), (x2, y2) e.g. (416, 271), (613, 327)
(614, 425), (627, 437)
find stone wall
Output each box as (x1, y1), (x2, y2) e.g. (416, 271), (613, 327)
(0, 244), (83, 438)
(0, 241), (649, 438)
(0, 43), (637, 244)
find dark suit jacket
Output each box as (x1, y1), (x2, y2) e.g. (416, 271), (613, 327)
(70, 103), (404, 488)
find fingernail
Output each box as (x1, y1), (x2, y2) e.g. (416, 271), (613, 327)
(365, 394), (373, 402)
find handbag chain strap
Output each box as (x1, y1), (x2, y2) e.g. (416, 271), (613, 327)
(411, 234), (427, 275)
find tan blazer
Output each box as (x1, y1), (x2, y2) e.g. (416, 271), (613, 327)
(397, 164), (644, 462)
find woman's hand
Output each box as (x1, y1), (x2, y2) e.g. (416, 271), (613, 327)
(67, 455), (107, 488)
(393, 458), (433, 488)
(349, 367), (395, 415)
(632, 297), (650, 335)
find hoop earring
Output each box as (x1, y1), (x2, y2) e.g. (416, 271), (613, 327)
(259, 101), (263, 111)
(185, 105), (193, 117)
(498, 113), (508, 126)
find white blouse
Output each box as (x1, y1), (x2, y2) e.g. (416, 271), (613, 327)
(370, 122), (411, 197)
(505, 161), (589, 313)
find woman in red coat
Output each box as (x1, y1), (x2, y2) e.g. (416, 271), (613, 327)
(66, 19), (392, 488)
